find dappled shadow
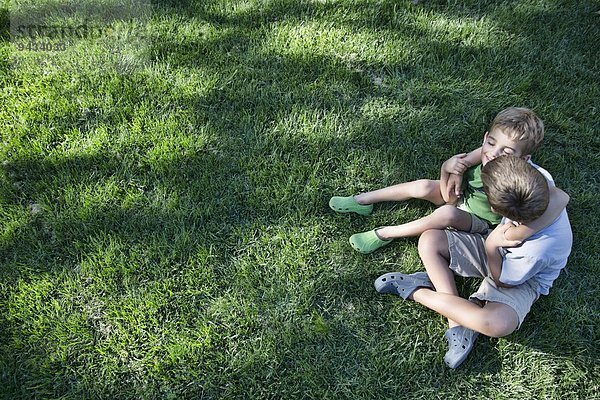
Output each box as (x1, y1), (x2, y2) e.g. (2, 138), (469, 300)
(0, 0), (598, 397)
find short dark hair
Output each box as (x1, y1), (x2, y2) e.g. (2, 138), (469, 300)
(481, 155), (549, 223)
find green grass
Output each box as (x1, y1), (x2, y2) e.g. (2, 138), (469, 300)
(1, 0), (598, 398)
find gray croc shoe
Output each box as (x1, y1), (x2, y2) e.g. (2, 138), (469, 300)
(443, 326), (479, 369)
(374, 272), (434, 300)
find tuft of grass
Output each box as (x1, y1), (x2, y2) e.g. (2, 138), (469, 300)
(1, 0), (599, 398)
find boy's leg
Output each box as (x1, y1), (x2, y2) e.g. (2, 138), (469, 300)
(375, 205), (473, 240)
(349, 206), (474, 253)
(417, 229), (461, 328)
(377, 228), (521, 367)
(414, 229), (519, 337)
(331, 179), (443, 216)
(411, 289), (519, 338)
(354, 179), (445, 206)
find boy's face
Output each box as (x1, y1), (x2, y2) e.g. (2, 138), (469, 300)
(481, 128), (531, 166)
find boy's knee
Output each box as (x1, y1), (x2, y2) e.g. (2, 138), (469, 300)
(413, 179), (439, 198)
(483, 323), (515, 338)
(432, 204), (461, 226)
(418, 229), (447, 255)
(480, 312), (518, 338)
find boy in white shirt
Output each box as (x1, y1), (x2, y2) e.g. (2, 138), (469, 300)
(374, 155), (572, 368)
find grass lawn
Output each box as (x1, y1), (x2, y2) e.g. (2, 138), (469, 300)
(0, 0), (598, 398)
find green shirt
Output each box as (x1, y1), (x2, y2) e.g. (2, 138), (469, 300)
(463, 164), (502, 226)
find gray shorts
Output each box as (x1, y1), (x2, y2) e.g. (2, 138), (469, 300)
(445, 229), (540, 328)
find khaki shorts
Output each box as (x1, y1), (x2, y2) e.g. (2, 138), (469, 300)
(445, 229), (540, 328)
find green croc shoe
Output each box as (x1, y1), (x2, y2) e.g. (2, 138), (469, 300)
(349, 229), (392, 254)
(329, 196), (373, 216)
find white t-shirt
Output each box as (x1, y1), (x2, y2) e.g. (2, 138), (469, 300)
(498, 163), (573, 295)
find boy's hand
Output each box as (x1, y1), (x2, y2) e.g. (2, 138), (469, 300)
(443, 153), (470, 175)
(445, 173), (464, 200)
(485, 222), (523, 250)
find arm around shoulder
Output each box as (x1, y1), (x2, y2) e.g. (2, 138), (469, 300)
(463, 146), (482, 167)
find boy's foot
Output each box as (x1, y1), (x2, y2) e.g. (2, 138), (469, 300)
(374, 271), (433, 300)
(443, 326), (479, 369)
(329, 196), (373, 216)
(349, 229), (392, 254)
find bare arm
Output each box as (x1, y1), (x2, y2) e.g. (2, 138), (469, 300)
(440, 147), (483, 203)
(462, 146), (483, 167)
(504, 186), (570, 241)
(439, 162), (456, 204)
(440, 173), (463, 204)
(485, 223), (522, 288)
